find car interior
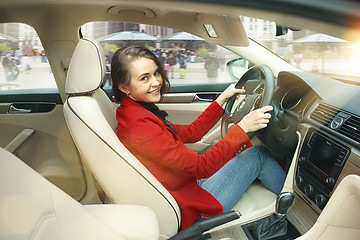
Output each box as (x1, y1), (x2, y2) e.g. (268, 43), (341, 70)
(0, 0), (359, 240)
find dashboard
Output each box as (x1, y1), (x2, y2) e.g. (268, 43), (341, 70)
(259, 70), (360, 159)
(257, 70), (360, 232)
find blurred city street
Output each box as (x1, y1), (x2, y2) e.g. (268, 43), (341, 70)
(1, 57), (359, 91)
(0, 57), (235, 90)
(0, 56), (56, 90)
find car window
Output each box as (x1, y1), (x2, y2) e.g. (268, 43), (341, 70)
(0, 23), (57, 92)
(81, 22), (244, 87)
(241, 17), (360, 81)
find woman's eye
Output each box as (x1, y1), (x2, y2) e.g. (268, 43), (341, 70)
(154, 70), (160, 76)
(141, 76), (149, 81)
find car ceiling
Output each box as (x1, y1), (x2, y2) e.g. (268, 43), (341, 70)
(0, 0), (359, 41)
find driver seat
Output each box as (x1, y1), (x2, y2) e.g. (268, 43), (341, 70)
(63, 38), (278, 238)
(63, 38), (180, 238)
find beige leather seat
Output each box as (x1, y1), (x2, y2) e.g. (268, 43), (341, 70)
(63, 38), (180, 238)
(0, 147), (159, 240)
(63, 38), (277, 238)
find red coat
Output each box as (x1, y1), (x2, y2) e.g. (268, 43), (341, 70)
(116, 96), (252, 229)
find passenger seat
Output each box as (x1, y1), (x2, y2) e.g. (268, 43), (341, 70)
(0, 147), (159, 240)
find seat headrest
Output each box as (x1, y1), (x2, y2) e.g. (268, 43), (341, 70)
(66, 38), (106, 94)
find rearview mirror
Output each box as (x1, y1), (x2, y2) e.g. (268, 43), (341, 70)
(276, 25), (301, 36)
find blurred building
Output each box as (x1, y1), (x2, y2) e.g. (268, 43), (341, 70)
(0, 23), (42, 55)
(139, 24), (176, 38)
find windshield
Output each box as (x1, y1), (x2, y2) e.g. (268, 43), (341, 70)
(242, 17), (360, 80)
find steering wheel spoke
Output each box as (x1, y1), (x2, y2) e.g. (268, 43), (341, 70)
(223, 112), (235, 124)
(231, 94), (259, 123)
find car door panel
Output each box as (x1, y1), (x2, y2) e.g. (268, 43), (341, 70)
(0, 92), (87, 201)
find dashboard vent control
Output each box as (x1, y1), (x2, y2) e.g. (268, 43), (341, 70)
(310, 103), (339, 127)
(311, 102), (360, 144)
(339, 115), (360, 143)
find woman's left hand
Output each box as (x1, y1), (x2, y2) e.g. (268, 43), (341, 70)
(216, 83), (245, 107)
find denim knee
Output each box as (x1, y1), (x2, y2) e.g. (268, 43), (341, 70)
(249, 145), (269, 166)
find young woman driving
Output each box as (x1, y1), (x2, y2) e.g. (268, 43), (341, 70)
(111, 46), (286, 229)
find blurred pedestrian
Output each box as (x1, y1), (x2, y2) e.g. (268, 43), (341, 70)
(102, 55), (112, 87)
(40, 50), (47, 63)
(108, 49), (114, 62)
(32, 49), (37, 62)
(2, 52), (20, 81)
(167, 53), (176, 79)
(157, 49), (165, 67)
(164, 60), (170, 77)
(179, 55), (187, 79)
(22, 55), (31, 74)
(205, 52), (220, 79)
(15, 48), (23, 64)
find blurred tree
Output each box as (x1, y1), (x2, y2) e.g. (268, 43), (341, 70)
(0, 43), (11, 55)
(145, 43), (156, 52)
(103, 44), (118, 55)
(196, 48), (210, 61)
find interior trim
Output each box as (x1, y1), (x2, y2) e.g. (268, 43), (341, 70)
(0, 89), (62, 104)
(161, 93), (196, 103)
(4, 128), (35, 153)
(108, 5), (156, 18)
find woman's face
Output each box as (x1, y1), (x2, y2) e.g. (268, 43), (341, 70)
(120, 57), (163, 103)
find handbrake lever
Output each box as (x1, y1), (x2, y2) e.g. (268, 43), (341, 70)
(169, 210), (241, 240)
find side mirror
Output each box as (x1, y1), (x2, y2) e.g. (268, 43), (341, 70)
(226, 58), (251, 80)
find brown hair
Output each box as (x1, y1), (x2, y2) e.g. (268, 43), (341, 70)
(111, 45), (170, 103)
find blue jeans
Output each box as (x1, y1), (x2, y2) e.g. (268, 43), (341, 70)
(197, 146), (286, 212)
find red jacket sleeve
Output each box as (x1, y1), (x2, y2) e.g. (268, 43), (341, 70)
(171, 101), (224, 143)
(129, 114), (252, 179)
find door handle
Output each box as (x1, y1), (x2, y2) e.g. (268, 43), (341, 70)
(193, 95), (213, 102)
(193, 93), (219, 102)
(8, 105), (32, 114)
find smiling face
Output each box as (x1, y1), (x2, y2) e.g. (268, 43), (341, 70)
(119, 57), (163, 103)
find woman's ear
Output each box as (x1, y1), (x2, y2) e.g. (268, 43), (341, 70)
(118, 84), (128, 94)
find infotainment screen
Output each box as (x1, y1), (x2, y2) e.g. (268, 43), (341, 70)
(308, 135), (340, 175)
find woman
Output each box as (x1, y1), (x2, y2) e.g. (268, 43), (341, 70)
(111, 46), (286, 229)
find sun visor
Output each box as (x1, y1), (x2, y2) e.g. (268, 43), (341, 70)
(195, 13), (249, 47)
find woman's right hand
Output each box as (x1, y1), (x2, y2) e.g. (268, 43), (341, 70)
(215, 83), (245, 107)
(238, 106), (273, 133)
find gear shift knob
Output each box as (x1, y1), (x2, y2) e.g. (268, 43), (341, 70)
(275, 192), (294, 215)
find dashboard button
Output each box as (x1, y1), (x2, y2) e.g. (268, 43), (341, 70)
(315, 194), (326, 207)
(304, 184), (314, 196)
(326, 177), (335, 186)
(298, 156), (306, 163)
(295, 176), (304, 187)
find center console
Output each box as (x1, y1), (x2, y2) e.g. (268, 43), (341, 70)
(295, 130), (350, 209)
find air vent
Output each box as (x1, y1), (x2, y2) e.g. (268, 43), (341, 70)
(310, 103), (339, 127)
(339, 115), (360, 143)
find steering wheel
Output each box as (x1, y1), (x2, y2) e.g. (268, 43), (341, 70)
(221, 64), (276, 139)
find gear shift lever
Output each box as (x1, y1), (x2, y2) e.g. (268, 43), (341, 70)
(275, 192), (294, 215)
(252, 192), (294, 239)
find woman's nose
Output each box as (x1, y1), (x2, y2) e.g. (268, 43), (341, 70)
(150, 75), (161, 85)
